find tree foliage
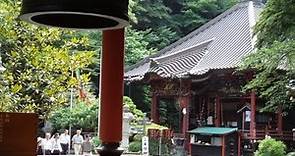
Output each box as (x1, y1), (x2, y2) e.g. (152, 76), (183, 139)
(123, 96), (144, 125)
(255, 137), (286, 156)
(49, 96), (142, 131)
(49, 100), (98, 132)
(0, 0), (95, 118)
(240, 0), (295, 111)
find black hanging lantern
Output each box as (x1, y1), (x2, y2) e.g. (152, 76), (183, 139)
(19, 0), (129, 30)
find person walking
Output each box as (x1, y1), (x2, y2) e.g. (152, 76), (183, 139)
(82, 135), (93, 156)
(41, 133), (52, 155)
(72, 130), (84, 155)
(59, 129), (70, 154)
(51, 133), (62, 155)
(37, 137), (43, 155)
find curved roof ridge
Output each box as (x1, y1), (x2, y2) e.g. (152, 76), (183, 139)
(151, 38), (214, 64)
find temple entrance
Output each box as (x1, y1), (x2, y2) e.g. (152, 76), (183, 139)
(159, 97), (181, 133)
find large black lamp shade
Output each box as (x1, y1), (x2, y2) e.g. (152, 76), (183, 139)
(19, 0), (129, 30)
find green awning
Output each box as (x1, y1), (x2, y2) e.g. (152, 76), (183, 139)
(188, 127), (238, 135)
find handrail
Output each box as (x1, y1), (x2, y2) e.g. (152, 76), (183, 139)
(239, 130), (293, 140)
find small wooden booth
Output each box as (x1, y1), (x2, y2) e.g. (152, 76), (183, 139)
(189, 127), (240, 156)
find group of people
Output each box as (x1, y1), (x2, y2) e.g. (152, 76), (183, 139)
(37, 129), (93, 155)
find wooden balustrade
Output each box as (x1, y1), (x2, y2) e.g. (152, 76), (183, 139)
(240, 130), (293, 141)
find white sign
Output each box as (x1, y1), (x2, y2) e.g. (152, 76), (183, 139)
(142, 136), (149, 156)
(245, 111), (251, 122)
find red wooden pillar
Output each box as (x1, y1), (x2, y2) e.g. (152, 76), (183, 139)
(179, 96), (189, 134)
(238, 132), (241, 156)
(222, 135), (226, 156)
(277, 105), (283, 134)
(250, 91), (256, 139)
(99, 29), (125, 155)
(179, 96), (190, 152)
(151, 93), (159, 124)
(215, 95), (221, 127)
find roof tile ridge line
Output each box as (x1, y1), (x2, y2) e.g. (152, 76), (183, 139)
(189, 47), (211, 75)
(151, 38), (215, 63)
(124, 45), (167, 72)
(248, 1), (257, 50)
(156, 2), (249, 55)
(149, 66), (172, 78)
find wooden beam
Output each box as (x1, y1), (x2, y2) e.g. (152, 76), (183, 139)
(215, 95), (221, 127)
(238, 132), (241, 156)
(277, 105), (283, 134)
(250, 91), (256, 138)
(242, 112), (245, 130)
(179, 96), (190, 152)
(151, 94), (159, 124)
(222, 135), (226, 156)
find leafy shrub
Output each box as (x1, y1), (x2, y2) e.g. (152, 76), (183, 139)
(123, 96), (144, 125)
(255, 137), (286, 156)
(133, 134), (143, 142)
(129, 141), (142, 152)
(91, 136), (101, 147)
(49, 101), (98, 131)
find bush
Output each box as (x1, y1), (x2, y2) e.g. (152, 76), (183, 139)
(49, 101), (98, 131)
(254, 137), (286, 156)
(129, 141), (142, 152)
(133, 134), (143, 142)
(91, 136), (101, 147)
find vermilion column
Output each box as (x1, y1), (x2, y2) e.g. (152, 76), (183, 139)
(179, 96), (190, 152)
(250, 91), (256, 139)
(180, 97), (189, 135)
(98, 29), (125, 155)
(151, 93), (160, 124)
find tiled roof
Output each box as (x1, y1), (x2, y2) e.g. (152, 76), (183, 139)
(125, 1), (263, 81)
(148, 39), (212, 78)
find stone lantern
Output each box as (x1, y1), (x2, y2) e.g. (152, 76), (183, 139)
(121, 105), (134, 150)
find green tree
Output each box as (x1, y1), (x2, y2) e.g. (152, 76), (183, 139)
(50, 96), (142, 131)
(240, 0), (295, 111)
(0, 0), (95, 118)
(49, 100), (98, 132)
(175, 0), (237, 34)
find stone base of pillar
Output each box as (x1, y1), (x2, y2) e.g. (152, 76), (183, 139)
(97, 143), (124, 156)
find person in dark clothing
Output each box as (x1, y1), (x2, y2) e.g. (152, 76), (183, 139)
(59, 129), (70, 154)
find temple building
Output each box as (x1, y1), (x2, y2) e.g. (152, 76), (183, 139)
(125, 1), (294, 155)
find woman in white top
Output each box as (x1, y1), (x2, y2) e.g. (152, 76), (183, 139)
(41, 133), (52, 155)
(51, 133), (62, 155)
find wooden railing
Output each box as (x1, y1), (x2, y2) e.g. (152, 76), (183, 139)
(240, 130), (294, 141)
